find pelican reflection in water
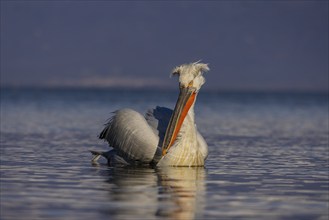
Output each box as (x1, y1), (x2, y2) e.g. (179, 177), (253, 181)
(91, 62), (209, 166)
(99, 167), (206, 220)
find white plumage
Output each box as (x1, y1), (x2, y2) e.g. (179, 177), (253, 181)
(91, 62), (209, 167)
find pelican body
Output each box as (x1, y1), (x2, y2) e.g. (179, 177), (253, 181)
(91, 62), (209, 167)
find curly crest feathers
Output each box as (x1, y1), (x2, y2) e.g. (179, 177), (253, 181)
(172, 61), (209, 76)
(171, 61), (209, 90)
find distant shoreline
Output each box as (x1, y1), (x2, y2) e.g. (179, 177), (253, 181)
(1, 85), (328, 96)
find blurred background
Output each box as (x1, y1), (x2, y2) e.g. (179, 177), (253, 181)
(1, 2), (329, 219)
(1, 0), (328, 92)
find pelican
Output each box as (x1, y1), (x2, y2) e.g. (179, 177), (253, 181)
(91, 62), (209, 167)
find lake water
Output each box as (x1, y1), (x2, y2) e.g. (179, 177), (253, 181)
(1, 88), (328, 219)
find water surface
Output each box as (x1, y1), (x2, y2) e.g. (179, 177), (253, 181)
(1, 88), (328, 219)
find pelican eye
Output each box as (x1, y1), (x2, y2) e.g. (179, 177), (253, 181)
(179, 81), (194, 89)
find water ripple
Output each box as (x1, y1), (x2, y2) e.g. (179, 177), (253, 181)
(1, 89), (328, 219)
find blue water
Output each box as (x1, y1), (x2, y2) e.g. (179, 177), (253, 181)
(1, 88), (328, 219)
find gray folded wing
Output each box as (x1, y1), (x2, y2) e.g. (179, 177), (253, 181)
(99, 108), (160, 163)
(145, 106), (173, 147)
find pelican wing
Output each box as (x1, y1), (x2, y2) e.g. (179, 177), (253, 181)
(144, 106), (174, 163)
(99, 109), (159, 163)
(145, 106), (173, 144)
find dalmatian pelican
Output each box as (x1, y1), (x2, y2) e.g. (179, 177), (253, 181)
(91, 62), (209, 167)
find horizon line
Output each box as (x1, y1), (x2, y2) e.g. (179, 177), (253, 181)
(1, 84), (328, 95)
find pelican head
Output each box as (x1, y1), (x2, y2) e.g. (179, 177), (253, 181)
(172, 61), (209, 91)
(161, 62), (209, 156)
